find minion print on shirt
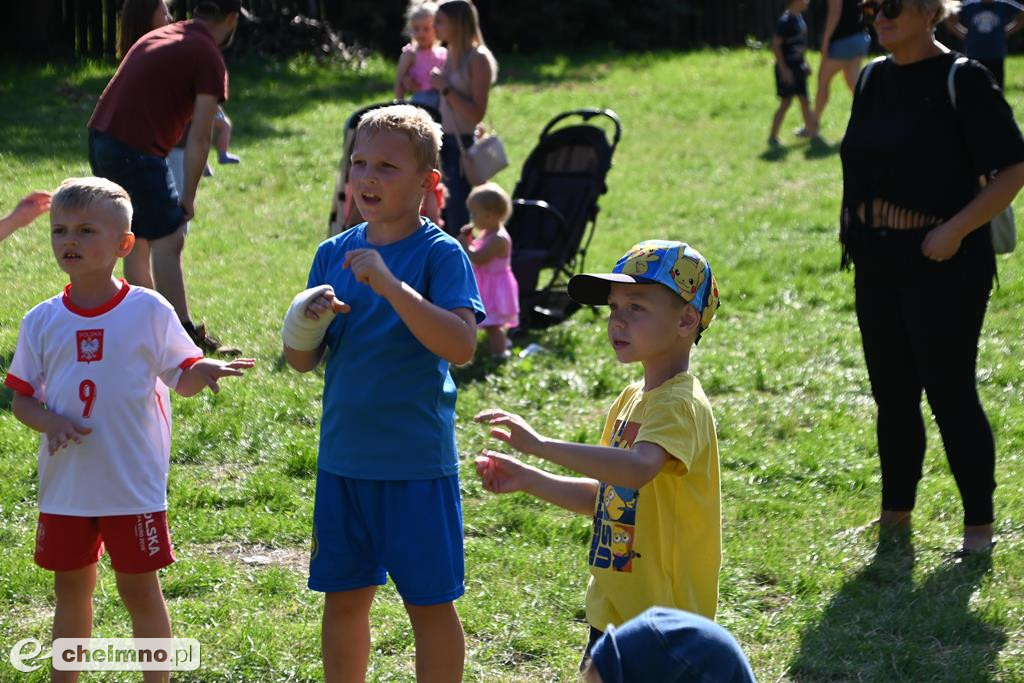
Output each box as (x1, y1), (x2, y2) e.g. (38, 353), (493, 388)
(588, 419), (642, 572)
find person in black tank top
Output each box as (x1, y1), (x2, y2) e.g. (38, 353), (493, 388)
(840, 0), (1024, 557)
(810, 0), (871, 137)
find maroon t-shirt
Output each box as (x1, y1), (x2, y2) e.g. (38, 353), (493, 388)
(88, 21), (228, 157)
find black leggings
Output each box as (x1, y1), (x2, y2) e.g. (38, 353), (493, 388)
(855, 263), (995, 526)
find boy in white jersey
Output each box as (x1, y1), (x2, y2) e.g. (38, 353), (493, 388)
(474, 240), (722, 670)
(4, 177), (254, 683)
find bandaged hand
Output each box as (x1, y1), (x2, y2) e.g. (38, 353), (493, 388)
(282, 285), (350, 350)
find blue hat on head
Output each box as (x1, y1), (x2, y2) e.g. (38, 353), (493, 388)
(568, 240), (721, 333)
(589, 608), (756, 683)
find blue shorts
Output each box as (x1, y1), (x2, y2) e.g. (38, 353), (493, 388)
(308, 470), (465, 605)
(829, 32), (871, 60)
(88, 130), (184, 241)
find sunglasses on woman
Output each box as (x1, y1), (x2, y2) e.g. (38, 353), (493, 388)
(859, 0), (904, 22)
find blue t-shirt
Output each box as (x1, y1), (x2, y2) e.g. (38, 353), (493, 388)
(775, 10), (808, 66)
(961, 0), (1023, 59)
(306, 218), (485, 480)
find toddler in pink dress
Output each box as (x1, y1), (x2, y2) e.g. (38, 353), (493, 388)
(458, 182), (519, 359)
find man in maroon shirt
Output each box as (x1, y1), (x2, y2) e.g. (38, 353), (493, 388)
(87, 0), (243, 355)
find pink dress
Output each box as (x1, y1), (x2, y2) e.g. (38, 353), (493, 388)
(403, 44), (447, 92)
(472, 233), (519, 329)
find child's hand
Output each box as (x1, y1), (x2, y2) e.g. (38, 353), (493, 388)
(44, 414), (92, 456)
(429, 67), (447, 92)
(475, 408), (546, 456)
(5, 192), (51, 231)
(343, 248), (400, 297)
(187, 358), (256, 394)
(457, 224), (473, 246)
(282, 285), (350, 351)
(475, 450), (530, 494)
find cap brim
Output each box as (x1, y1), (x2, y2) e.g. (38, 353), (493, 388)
(568, 273), (645, 305)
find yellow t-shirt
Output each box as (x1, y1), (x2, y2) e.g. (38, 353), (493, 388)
(584, 372), (722, 630)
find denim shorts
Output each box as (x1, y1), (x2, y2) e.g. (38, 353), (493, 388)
(88, 130), (184, 241)
(308, 469), (465, 605)
(829, 32), (871, 60)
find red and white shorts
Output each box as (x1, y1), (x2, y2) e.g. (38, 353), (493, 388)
(34, 511), (175, 574)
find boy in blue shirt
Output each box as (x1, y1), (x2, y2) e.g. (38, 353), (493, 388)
(769, 0), (818, 147)
(282, 104), (483, 682)
(946, 0), (1024, 88)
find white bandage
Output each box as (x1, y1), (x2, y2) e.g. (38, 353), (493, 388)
(282, 285), (339, 351)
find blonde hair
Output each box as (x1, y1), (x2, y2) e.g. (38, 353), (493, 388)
(51, 177), (133, 230)
(356, 104), (443, 170)
(908, 0), (961, 23)
(438, 0), (497, 81)
(405, 1), (440, 46)
(467, 182), (511, 220)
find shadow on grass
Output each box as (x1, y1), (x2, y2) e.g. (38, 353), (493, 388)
(803, 138), (841, 160)
(790, 541), (1004, 682)
(759, 145), (790, 162)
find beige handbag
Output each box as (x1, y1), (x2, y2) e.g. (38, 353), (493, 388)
(455, 123), (508, 186)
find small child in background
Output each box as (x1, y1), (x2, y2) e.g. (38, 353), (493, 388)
(0, 192), (51, 242)
(769, 0), (817, 148)
(458, 182), (519, 359)
(394, 1), (448, 111)
(945, 0), (1024, 89)
(213, 107), (241, 165)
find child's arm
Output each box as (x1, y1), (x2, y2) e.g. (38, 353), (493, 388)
(771, 36), (794, 85)
(175, 358), (255, 397)
(458, 230), (508, 265)
(475, 450), (599, 516)
(11, 394), (92, 455)
(944, 15), (967, 40)
(476, 409), (670, 490)
(343, 248), (477, 365)
(395, 50), (415, 99)
(0, 192), (51, 242)
(282, 285), (351, 372)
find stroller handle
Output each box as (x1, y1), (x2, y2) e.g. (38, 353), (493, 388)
(539, 108), (622, 150)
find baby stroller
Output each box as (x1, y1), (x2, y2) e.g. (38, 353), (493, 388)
(327, 100), (444, 237)
(507, 108), (622, 330)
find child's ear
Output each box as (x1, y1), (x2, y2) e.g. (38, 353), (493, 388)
(423, 169), (441, 192)
(118, 232), (136, 257)
(679, 303), (701, 337)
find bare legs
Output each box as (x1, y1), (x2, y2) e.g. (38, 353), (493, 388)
(123, 224), (190, 325)
(813, 57), (863, 130)
(52, 567), (170, 683)
(484, 326), (509, 358)
(322, 588), (465, 683)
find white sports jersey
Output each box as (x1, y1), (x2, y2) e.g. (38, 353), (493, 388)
(4, 281), (202, 516)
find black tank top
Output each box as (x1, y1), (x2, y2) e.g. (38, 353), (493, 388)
(831, 0), (865, 41)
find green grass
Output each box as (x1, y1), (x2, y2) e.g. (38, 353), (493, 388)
(1, 47), (1023, 682)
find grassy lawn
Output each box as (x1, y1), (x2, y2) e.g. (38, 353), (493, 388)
(0, 47), (1022, 682)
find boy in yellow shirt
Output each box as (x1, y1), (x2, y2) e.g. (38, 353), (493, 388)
(474, 240), (722, 666)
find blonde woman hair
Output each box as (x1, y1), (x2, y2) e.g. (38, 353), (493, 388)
(437, 0), (497, 81)
(467, 182), (511, 221)
(909, 0), (961, 24)
(405, 1), (441, 46)
(51, 177), (134, 230)
(356, 104), (444, 170)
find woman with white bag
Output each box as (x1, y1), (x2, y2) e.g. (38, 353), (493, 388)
(430, 0), (498, 235)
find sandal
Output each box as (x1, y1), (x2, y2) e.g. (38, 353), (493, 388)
(188, 322), (242, 357)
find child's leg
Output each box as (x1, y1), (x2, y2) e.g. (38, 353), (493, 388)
(322, 586), (377, 683)
(52, 564), (98, 683)
(770, 97), (792, 141)
(797, 96), (817, 136)
(214, 117), (240, 164)
(484, 325), (509, 357)
(405, 601), (465, 683)
(115, 571), (172, 683)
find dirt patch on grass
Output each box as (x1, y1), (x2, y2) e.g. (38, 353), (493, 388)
(198, 542), (308, 574)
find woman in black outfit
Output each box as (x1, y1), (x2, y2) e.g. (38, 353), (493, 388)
(841, 0), (1024, 554)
